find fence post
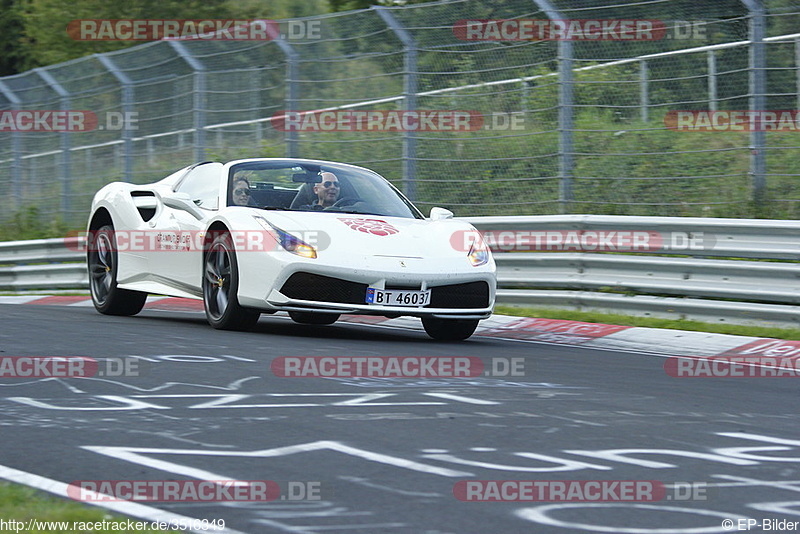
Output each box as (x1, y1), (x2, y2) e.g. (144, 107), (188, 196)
(707, 50), (718, 112)
(640, 60), (649, 122)
(559, 39), (575, 214)
(168, 41), (206, 162)
(796, 37), (800, 112)
(284, 51), (299, 158)
(35, 68), (71, 215)
(374, 7), (418, 202)
(0, 81), (22, 206)
(264, 26), (300, 158)
(521, 80), (530, 113)
(741, 0), (766, 213)
(253, 70), (263, 147)
(96, 54), (134, 183)
(533, 0), (573, 214)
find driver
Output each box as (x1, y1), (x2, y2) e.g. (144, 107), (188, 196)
(307, 171), (340, 209)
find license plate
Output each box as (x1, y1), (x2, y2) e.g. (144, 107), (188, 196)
(366, 288), (430, 307)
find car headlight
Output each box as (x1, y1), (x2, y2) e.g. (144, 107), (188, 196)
(254, 216), (317, 259)
(467, 232), (489, 267)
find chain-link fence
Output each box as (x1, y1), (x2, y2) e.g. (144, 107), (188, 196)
(0, 0), (798, 230)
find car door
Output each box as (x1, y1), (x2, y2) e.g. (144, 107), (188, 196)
(153, 162), (223, 294)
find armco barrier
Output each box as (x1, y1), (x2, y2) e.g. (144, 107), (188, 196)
(0, 216), (798, 327)
(467, 215), (800, 328)
(0, 237), (87, 291)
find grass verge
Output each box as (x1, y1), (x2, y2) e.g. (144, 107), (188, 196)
(495, 305), (800, 341)
(0, 482), (172, 533)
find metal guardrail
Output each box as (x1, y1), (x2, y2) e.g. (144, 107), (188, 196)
(0, 237), (86, 291)
(466, 215), (800, 328)
(466, 215), (800, 260)
(1, 216), (798, 327)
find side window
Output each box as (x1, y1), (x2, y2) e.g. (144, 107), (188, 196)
(175, 163), (222, 210)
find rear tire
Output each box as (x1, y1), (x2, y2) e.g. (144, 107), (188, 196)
(422, 317), (479, 341)
(289, 311), (340, 325)
(88, 224), (147, 316)
(203, 232), (260, 331)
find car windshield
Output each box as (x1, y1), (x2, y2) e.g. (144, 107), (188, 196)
(227, 160), (424, 219)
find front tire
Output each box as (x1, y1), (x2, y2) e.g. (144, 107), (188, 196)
(203, 232), (260, 331)
(289, 311), (340, 325)
(422, 317), (479, 341)
(88, 224), (147, 316)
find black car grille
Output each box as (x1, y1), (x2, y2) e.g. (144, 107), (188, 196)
(429, 281), (490, 309)
(281, 272), (368, 305)
(281, 273), (490, 309)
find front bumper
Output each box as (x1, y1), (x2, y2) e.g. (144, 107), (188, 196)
(235, 250), (496, 318)
(265, 295), (493, 320)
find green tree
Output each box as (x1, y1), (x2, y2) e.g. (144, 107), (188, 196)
(0, 0), (27, 75)
(327, 0), (439, 12)
(15, 0), (329, 72)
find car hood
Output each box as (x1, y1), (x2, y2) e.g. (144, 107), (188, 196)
(257, 211), (476, 259)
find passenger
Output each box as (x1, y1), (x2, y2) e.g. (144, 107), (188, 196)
(231, 177), (254, 206)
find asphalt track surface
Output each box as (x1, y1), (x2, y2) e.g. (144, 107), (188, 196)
(2, 303), (800, 533)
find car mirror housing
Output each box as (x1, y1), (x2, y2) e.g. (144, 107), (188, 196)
(161, 191), (207, 220)
(429, 207), (453, 220)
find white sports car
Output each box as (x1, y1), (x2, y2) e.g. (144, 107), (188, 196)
(86, 158), (496, 340)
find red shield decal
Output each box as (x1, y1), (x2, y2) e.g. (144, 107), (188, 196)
(338, 218), (399, 237)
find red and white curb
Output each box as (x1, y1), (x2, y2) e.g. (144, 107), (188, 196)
(1, 295), (796, 360)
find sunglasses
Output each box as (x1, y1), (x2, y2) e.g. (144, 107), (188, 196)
(233, 188), (250, 196)
(321, 181), (340, 188)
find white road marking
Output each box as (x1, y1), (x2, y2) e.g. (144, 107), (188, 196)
(83, 441), (474, 479)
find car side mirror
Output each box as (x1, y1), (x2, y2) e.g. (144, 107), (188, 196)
(429, 207), (453, 220)
(161, 191), (207, 221)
